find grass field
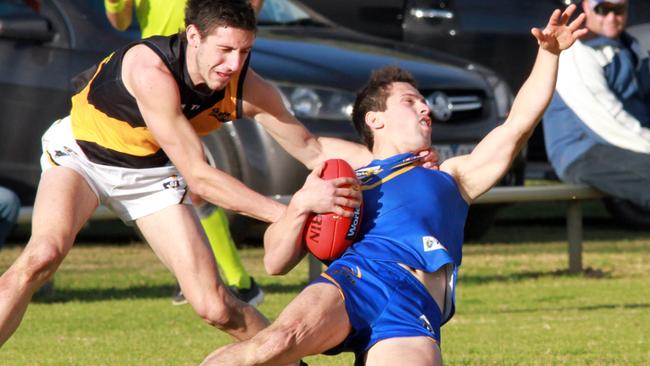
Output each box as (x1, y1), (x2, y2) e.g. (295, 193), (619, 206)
(1, 202), (649, 365)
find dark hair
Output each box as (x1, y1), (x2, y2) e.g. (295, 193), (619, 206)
(185, 0), (257, 37)
(352, 66), (417, 149)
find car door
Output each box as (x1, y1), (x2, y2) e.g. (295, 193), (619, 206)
(0, 1), (73, 203)
(0, 1), (135, 204)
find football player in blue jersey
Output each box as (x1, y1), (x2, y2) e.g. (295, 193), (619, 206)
(200, 5), (587, 366)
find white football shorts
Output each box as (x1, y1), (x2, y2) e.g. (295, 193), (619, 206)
(40, 116), (190, 222)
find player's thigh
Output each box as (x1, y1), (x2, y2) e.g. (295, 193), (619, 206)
(135, 203), (219, 284)
(273, 282), (351, 354)
(365, 336), (442, 366)
(29, 166), (98, 246)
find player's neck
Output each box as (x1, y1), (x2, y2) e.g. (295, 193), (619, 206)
(371, 142), (414, 161)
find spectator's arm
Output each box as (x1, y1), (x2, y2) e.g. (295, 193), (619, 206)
(555, 41), (650, 152)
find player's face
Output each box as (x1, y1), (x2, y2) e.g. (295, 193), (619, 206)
(381, 82), (432, 152)
(193, 26), (254, 91)
(584, 1), (627, 39)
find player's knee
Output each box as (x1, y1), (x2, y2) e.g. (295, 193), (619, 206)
(193, 291), (237, 330)
(20, 237), (67, 283)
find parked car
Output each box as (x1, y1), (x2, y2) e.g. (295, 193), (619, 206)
(300, 0), (650, 159)
(300, 0), (650, 229)
(0, 0), (519, 240)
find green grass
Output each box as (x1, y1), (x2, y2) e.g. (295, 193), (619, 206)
(1, 210), (649, 365)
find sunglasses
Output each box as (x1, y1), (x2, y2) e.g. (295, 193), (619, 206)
(593, 4), (627, 16)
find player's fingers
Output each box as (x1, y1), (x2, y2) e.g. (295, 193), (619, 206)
(531, 27), (544, 43)
(421, 161), (440, 170)
(310, 162), (326, 177)
(562, 3), (577, 22)
(331, 177), (359, 187)
(334, 196), (360, 209)
(548, 8), (562, 26)
(335, 186), (361, 199)
(568, 13), (586, 32)
(333, 205), (354, 218)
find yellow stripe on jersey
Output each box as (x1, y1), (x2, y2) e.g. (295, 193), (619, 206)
(70, 54), (161, 158)
(70, 55), (241, 157)
(72, 95), (161, 157)
(190, 73), (242, 136)
(361, 165), (417, 191)
(320, 273), (345, 300)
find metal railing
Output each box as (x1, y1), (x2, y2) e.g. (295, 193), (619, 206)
(17, 183), (605, 279)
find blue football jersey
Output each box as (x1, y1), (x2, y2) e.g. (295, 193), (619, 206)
(348, 152), (469, 273)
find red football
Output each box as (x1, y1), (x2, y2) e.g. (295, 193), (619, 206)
(304, 159), (363, 261)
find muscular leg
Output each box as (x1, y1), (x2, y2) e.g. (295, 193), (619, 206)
(191, 192), (251, 289)
(365, 337), (442, 366)
(135, 204), (267, 340)
(200, 282), (351, 366)
(0, 167), (98, 346)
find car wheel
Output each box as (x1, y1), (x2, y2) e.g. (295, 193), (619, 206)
(603, 197), (650, 229)
(464, 205), (499, 241)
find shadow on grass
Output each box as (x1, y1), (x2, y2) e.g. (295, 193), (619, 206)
(32, 284), (176, 304)
(471, 217), (650, 245)
(492, 302), (650, 315)
(32, 282), (310, 304)
(260, 282), (309, 294)
(461, 267), (611, 286)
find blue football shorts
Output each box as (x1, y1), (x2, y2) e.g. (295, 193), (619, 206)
(312, 253), (442, 359)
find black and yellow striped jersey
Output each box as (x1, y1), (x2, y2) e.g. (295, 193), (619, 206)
(70, 34), (248, 169)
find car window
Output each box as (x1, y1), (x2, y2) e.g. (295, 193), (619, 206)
(258, 0), (310, 24)
(0, 0), (38, 16)
(455, 0), (556, 33)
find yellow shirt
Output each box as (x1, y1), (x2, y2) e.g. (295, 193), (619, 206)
(135, 0), (186, 38)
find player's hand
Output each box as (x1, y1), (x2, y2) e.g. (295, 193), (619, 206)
(532, 4), (587, 55)
(292, 163), (361, 218)
(417, 147), (440, 170)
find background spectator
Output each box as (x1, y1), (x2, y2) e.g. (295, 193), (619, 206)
(0, 186), (20, 248)
(543, 0), (650, 217)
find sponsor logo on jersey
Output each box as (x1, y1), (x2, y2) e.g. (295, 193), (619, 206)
(342, 265), (362, 279)
(345, 206), (362, 240)
(419, 314), (435, 335)
(209, 108), (233, 122)
(54, 150), (68, 158)
(162, 175), (182, 190)
(331, 265), (361, 286)
(422, 236), (445, 252)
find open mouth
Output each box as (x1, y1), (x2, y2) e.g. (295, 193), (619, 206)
(214, 70), (232, 80)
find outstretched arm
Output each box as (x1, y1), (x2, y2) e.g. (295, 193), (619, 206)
(441, 5), (587, 201)
(242, 71), (439, 170)
(264, 165), (361, 275)
(242, 71), (373, 169)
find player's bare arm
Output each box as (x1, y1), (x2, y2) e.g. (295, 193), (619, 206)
(121, 45), (285, 222)
(264, 163), (360, 274)
(242, 70), (375, 169)
(441, 5), (587, 202)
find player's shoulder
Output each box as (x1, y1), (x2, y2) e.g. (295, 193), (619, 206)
(123, 44), (170, 74)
